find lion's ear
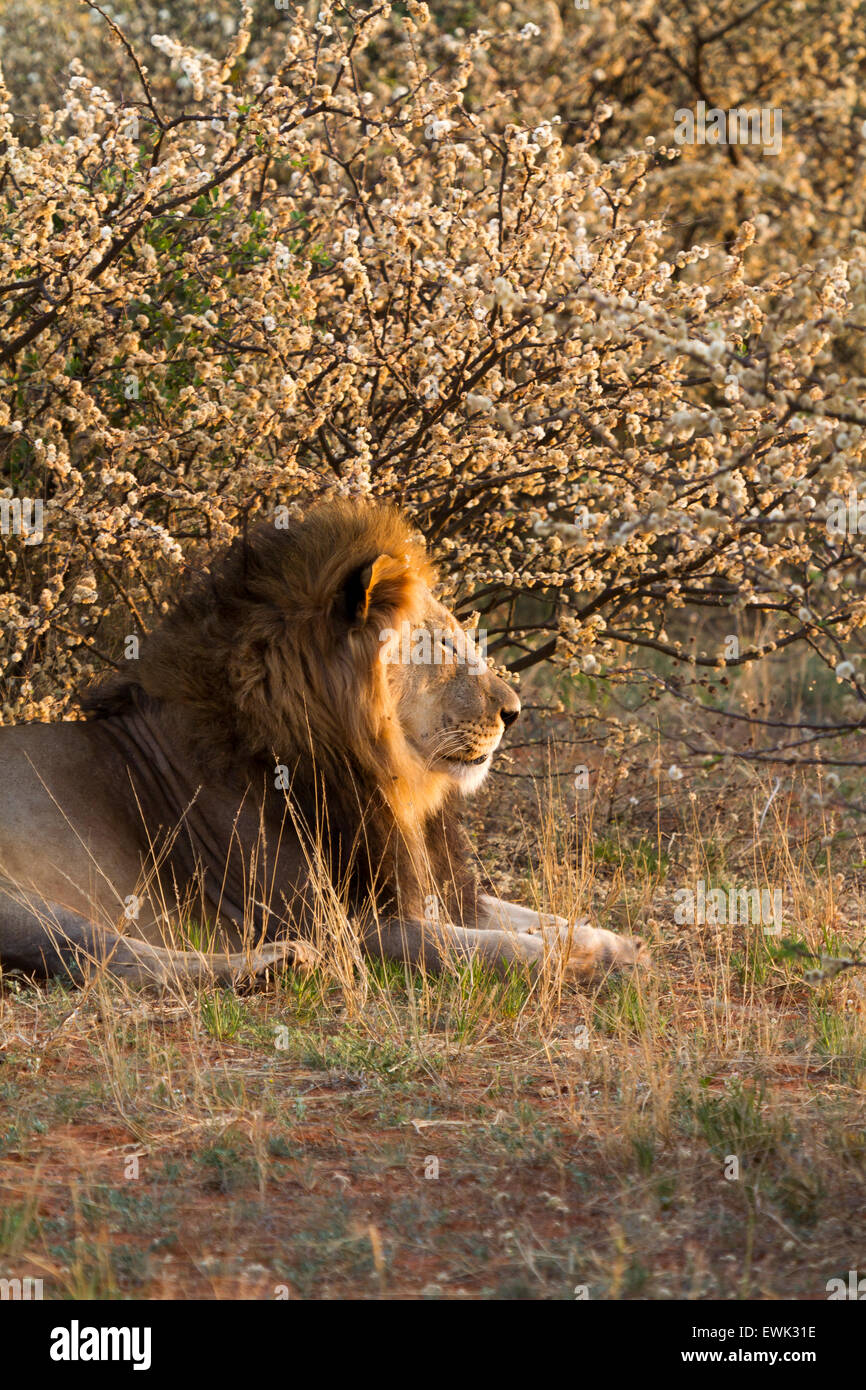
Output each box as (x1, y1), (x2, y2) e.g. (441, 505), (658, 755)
(342, 553), (412, 628)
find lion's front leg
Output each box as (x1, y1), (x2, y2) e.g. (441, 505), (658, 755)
(477, 893), (645, 981)
(359, 915), (547, 978)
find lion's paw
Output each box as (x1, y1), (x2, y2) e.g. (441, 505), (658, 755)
(556, 922), (647, 983)
(286, 938), (321, 975)
(228, 939), (320, 988)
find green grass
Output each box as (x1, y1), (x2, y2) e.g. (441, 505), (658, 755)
(686, 1079), (789, 1165)
(200, 991), (246, 1041)
(592, 834), (670, 878)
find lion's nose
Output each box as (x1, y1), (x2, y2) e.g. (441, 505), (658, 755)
(501, 701), (520, 728)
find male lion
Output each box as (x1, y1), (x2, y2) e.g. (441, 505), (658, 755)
(0, 500), (643, 988)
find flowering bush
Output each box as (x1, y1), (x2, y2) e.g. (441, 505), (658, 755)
(2, 0), (866, 751)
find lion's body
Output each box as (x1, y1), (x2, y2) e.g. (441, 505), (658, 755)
(0, 711), (290, 944)
(0, 500), (642, 987)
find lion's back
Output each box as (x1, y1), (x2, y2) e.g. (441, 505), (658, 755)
(0, 720), (148, 920)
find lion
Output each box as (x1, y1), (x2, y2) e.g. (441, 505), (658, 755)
(0, 499), (643, 989)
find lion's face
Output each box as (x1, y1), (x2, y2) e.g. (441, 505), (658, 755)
(101, 498), (522, 813)
(379, 593), (520, 795)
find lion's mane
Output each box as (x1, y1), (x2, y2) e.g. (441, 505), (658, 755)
(80, 499), (480, 926)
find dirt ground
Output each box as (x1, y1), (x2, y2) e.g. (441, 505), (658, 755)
(2, 667), (866, 1300)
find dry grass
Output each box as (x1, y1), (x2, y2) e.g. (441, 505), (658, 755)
(2, 690), (866, 1301)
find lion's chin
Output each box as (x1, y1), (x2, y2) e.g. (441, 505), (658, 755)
(442, 754), (493, 795)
